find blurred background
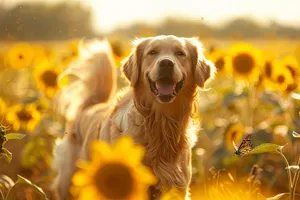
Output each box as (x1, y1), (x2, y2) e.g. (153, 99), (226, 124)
(0, 0), (299, 200)
(1, 0), (300, 40)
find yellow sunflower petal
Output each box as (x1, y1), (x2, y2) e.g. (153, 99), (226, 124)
(90, 140), (113, 161)
(135, 165), (157, 185)
(114, 136), (145, 165)
(77, 185), (100, 200)
(72, 171), (92, 187)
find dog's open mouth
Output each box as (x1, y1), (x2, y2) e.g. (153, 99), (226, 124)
(148, 77), (184, 102)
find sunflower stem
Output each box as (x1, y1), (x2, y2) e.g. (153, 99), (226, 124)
(0, 189), (5, 200)
(247, 83), (256, 127)
(4, 182), (18, 200)
(279, 152), (293, 200)
(291, 158), (300, 200)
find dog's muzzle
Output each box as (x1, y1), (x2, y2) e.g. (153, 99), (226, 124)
(148, 59), (184, 103)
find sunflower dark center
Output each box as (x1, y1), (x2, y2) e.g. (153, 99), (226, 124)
(265, 62), (272, 78)
(18, 54), (23, 60)
(232, 53), (255, 74)
(277, 75), (285, 84)
(94, 163), (134, 199)
(231, 131), (238, 141)
(286, 83), (298, 92)
(41, 70), (58, 87)
(16, 110), (32, 121)
(215, 58), (225, 71)
(286, 65), (296, 78)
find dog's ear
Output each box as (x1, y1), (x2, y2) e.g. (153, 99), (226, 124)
(121, 38), (148, 87)
(186, 37), (216, 88)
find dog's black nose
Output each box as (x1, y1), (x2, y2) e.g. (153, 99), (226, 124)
(159, 59), (174, 69)
(159, 59), (174, 77)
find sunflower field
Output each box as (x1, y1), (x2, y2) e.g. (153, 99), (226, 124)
(0, 36), (300, 200)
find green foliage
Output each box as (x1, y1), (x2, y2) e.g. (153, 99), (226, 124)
(21, 136), (52, 168)
(0, 148), (12, 163)
(0, 175), (48, 200)
(0, 126), (25, 163)
(243, 143), (300, 200)
(15, 175), (48, 200)
(4, 133), (26, 141)
(247, 143), (281, 155)
(0, 124), (48, 199)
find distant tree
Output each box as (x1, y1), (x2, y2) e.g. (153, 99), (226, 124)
(216, 18), (266, 38)
(1, 3), (300, 41)
(156, 18), (213, 38)
(0, 3), (95, 41)
(109, 17), (300, 40)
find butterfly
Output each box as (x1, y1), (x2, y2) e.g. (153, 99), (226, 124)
(233, 133), (253, 157)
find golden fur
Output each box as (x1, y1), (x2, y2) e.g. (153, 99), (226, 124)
(52, 35), (215, 200)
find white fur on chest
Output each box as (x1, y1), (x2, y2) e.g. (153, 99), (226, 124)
(114, 100), (134, 132)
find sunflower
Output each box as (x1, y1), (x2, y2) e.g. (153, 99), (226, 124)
(71, 136), (157, 200)
(33, 60), (66, 97)
(270, 60), (295, 92)
(5, 103), (41, 132)
(7, 43), (34, 69)
(224, 123), (245, 151)
(208, 49), (227, 75)
(277, 56), (299, 94)
(226, 43), (263, 82)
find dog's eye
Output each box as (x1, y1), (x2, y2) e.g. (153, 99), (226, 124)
(175, 51), (185, 56)
(148, 50), (157, 55)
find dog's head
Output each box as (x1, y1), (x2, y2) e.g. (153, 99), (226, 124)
(122, 35), (215, 103)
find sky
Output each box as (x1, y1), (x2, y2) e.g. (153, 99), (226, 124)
(2, 0), (300, 33)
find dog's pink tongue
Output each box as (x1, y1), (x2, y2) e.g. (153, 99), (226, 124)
(156, 82), (175, 95)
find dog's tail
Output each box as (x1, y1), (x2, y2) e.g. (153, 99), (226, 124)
(54, 39), (117, 122)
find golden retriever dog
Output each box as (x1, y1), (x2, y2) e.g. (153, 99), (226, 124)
(52, 35), (216, 200)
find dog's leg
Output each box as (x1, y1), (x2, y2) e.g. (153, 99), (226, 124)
(152, 149), (192, 200)
(52, 132), (79, 200)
